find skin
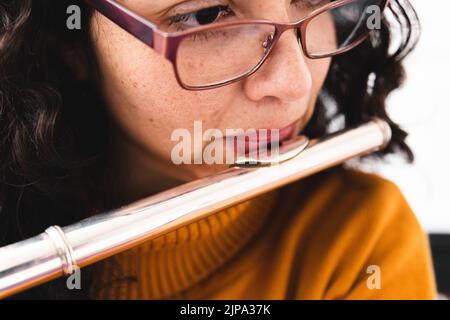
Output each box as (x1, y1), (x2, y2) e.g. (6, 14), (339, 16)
(89, 0), (332, 204)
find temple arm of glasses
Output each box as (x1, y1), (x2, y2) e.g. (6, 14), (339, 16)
(343, 9), (372, 48)
(340, 1), (388, 48)
(85, 0), (157, 48)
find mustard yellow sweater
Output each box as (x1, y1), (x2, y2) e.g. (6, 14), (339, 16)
(88, 167), (437, 300)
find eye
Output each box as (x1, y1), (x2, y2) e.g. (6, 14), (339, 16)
(169, 5), (233, 30)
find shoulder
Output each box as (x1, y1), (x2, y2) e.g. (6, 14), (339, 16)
(284, 166), (417, 229)
(327, 167), (427, 248)
(281, 166), (437, 299)
(297, 166), (430, 260)
(297, 166), (420, 228)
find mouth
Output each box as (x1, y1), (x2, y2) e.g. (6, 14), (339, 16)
(226, 120), (300, 156)
(253, 121), (298, 143)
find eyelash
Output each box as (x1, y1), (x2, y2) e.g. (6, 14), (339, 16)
(167, 0), (330, 31)
(168, 5), (232, 31)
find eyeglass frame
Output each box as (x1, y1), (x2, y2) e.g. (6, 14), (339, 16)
(85, 0), (390, 90)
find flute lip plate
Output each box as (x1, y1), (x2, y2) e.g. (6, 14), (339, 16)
(232, 135), (310, 168)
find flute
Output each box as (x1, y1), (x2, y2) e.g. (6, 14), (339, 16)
(0, 117), (391, 299)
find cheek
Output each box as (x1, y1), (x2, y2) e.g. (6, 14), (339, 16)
(301, 57), (331, 126)
(91, 13), (178, 117)
(91, 14), (232, 160)
(304, 56), (331, 113)
(309, 57), (331, 94)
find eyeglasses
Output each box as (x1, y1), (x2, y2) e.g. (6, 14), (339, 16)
(86, 0), (389, 90)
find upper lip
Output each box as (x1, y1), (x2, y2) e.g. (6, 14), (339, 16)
(225, 120), (299, 143)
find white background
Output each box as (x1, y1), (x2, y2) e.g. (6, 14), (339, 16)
(374, 0), (450, 233)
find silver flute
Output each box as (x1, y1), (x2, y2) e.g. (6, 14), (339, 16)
(0, 117), (392, 299)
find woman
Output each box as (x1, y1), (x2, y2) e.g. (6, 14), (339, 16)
(0, 0), (437, 299)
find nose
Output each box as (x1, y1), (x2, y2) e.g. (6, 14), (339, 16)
(242, 28), (313, 103)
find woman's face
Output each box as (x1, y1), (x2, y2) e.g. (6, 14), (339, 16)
(89, 0), (332, 198)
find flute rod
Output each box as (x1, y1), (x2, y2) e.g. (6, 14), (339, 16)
(0, 118), (391, 299)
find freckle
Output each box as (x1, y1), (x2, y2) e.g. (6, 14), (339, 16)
(132, 81), (138, 88)
(212, 109), (220, 118)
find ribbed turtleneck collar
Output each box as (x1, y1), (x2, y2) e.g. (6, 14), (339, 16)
(89, 189), (280, 299)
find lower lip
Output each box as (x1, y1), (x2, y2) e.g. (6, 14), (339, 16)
(231, 122), (298, 156)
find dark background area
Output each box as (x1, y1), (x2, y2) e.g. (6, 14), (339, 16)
(430, 234), (450, 296)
